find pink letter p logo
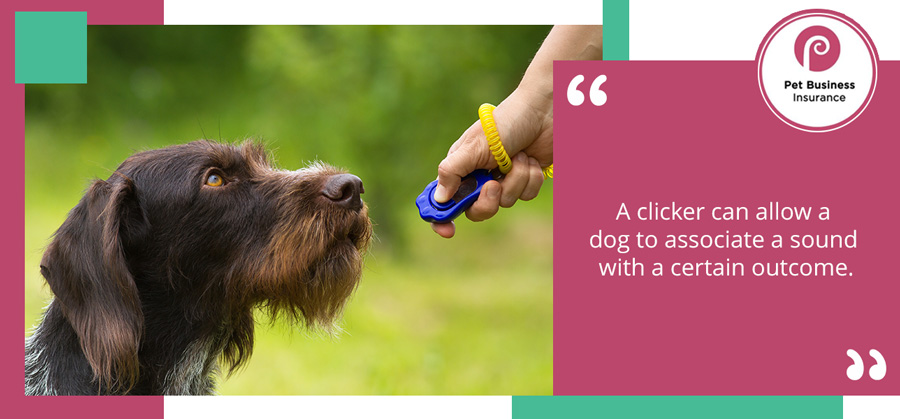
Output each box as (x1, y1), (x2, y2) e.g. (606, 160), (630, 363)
(794, 26), (840, 72)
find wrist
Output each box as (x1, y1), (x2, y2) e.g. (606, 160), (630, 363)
(493, 88), (553, 159)
(516, 75), (553, 108)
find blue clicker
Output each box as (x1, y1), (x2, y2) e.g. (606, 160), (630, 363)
(416, 169), (494, 223)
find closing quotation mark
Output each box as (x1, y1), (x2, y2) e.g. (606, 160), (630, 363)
(567, 74), (607, 106)
(869, 349), (887, 380)
(846, 349), (887, 381)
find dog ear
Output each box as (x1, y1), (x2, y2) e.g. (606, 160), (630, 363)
(40, 177), (145, 392)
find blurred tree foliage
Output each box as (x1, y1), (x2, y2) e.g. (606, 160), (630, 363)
(26, 25), (551, 252)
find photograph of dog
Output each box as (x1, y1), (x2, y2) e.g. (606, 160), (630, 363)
(25, 141), (372, 395)
(25, 26), (553, 395)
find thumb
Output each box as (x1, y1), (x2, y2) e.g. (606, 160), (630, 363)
(434, 125), (491, 203)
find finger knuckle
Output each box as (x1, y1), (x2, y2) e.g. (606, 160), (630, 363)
(437, 161), (454, 179)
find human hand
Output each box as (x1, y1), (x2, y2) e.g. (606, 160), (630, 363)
(431, 88), (553, 238)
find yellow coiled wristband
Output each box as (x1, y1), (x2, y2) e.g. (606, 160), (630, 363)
(477, 104), (512, 174)
(477, 103), (553, 179)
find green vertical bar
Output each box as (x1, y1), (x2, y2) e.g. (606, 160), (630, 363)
(512, 396), (842, 418)
(603, 0), (629, 60)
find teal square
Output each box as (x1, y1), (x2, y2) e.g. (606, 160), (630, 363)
(15, 12), (87, 84)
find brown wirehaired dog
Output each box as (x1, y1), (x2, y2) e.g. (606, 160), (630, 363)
(25, 140), (372, 395)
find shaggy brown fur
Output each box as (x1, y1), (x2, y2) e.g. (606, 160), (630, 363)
(25, 140), (371, 395)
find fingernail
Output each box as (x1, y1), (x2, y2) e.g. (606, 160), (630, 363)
(434, 184), (449, 203)
(516, 153), (527, 163)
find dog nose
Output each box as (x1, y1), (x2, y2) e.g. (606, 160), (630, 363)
(322, 174), (364, 211)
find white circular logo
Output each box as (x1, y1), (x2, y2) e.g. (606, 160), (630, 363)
(757, 10), (878, 132)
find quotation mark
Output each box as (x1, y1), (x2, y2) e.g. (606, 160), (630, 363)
(846, 349), (887, 381)
(567, 74), (607, 106)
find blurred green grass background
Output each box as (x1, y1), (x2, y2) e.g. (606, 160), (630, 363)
(24, 26), (553, 395)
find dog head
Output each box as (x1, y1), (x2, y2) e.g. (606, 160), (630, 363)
(39, 140), (372, 390)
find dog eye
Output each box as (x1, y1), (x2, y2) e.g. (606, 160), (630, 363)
(206, 174), (224, 187)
